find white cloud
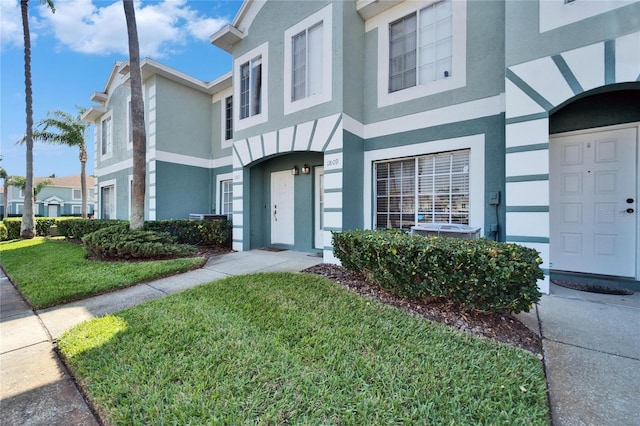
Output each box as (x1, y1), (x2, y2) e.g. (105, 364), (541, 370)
(2, 0), (228, 58)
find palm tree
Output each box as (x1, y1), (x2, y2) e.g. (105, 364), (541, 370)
(123, 0), (146, 230)
(9, 176), (52, 216)
(32, 107), (89, 217)
(20, 0), (55, 238)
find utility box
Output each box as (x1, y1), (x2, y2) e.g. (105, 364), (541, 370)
(411, 223), (481, 239)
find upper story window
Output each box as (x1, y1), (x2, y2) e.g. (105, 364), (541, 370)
(284, 4), (333, 115)
(240, 56), (262, 119)
(372, 0), (466, 108)
(100, 114), (112, 157)
(234, 43), (269, 132)
(73, 188), (81, 200)
(389, 0), (453, 93)
(225, 96), (233, 141)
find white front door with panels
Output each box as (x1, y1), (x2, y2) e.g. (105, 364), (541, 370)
(271, 171), (295, 245)
(550, 127), (637, 277)
(314, 167), (324, 249)
(49, 204), (58, 217)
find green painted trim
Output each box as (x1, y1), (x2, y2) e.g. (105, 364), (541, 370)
(506, 69), (554, 111)
(324, 208), (342, 213)
(506, 236), (550, 243)
(505, 112), (549, 125)
(506, 206), (550, 213)
(605, 40), (616, 85)
(306, 120), (318, 151)
(506, 174), (549, 183)
(324, 188), (342, 193)
(552, 55), (583, 95)
(506, 143), (549, 154)
(324, 168), (343, 175)
(321, 115), (343, 152)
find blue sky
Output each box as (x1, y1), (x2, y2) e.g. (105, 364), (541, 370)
(1, 0), (242, 178)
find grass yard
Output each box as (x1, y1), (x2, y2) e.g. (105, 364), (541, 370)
(0, 238), (205, 309)
(58, 272), (550, 425)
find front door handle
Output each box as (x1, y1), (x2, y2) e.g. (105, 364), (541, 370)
(627, 198), (635, 204)
(627, 208), (635, 214)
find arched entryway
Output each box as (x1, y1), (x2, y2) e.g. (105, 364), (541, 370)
(549, 88), (639, 281)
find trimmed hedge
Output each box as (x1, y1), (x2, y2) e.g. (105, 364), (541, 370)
(3, 219), (20, 240)
(332, 229), (543, 314)
(2, 217), (77, 239)
(58, 218), (231, 247)
(82, 225), (197, 261)
(0, 222), (7, 241)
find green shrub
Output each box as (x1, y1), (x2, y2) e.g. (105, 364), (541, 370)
(0, 222), (7, 241)
(57, 219), (128, 239)
(144, 219), (231, 246)
(3, 219), (20, 240)
(35, 218), (58, 237)
(82, 225), (197, 261)
(332, 229), (543, 314)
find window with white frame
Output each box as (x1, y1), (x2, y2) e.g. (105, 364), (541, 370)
(19, 189), (24, 198)
(101, 115), (112, 156)
(220, 180), (233, 220)
(73, 188), (81, 200)
(17, 204), (24, 214)
(72, 205), (82, 215)
(101, 185), (115, 219)
(284, 4), (332, 115)
(240, 56), (262, 119)
(224, 96), (233, 141)
(375, 149), (469, 229)
(389, 0), (453, 93)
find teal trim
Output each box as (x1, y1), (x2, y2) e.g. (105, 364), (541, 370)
(604, 40), (616, 85)
(232, 196), (243, 200)
(552, 55), (583, 95)
(246, 139), (254, 163)
(506, 69), (554, 111)
(306, 120), (318, 151)
(506, 143), (549, 154)
(505, 112), (548, 124)
(637, 73), (640, 82)
(260, 135), (266, 159)
(324, 227), (342, 232)
(507, 236), (550, 243)
(291, 125), (298, 153)
(506, 206), (549, 213)
(323, 246), (334, 251)
(541, 268), (550, 275)
(324, 168), (343, 175)
(324, 208), (342, 213)
(321, 115), (343, 152)
(324, 147), (343, 155)
(506, 174), (549, 182)
(324, 188), (342, 193)
(232, 144), (244, 167)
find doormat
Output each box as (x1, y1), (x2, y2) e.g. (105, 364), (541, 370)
(551, 280), (634, 295)
(258, 247), (287, 252)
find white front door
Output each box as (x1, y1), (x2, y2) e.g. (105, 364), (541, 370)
(314, 167), (324, 249)
(271, 171), (295, 245)
(550, 126), (637, 277)
(49, 204), (58, 217)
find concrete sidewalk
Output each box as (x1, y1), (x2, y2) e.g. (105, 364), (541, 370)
(2, 249), (639, 425)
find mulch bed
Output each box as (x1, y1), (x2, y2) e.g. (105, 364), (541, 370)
(303, 263), (543, 355)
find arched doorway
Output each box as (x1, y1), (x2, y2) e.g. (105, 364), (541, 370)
(549, 87), (639, 280)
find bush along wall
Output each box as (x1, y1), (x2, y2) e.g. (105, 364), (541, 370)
(2, 218), (66, 240)
(332, 229), (543, 314)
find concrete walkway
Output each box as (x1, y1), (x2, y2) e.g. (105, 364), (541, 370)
(2, 250), (639, 425)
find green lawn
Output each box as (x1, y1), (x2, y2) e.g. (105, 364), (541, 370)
(58, 272), (550, 425)
(0, 238), (205, 309)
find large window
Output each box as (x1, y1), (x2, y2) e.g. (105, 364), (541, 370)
(220, 180), (233, 220)
(240, 56), (262, 119)
(389, 0), (453, 93)
(292, 22), (323, 102)
(73, 188), (81, 200)
(101, 115), (112, 156)
(375, 149), (469, 229)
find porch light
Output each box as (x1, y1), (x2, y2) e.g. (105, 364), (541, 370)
(302, 164), (310, 174)
(291, 166), (300, 176)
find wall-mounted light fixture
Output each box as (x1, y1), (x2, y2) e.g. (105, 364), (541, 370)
(301, 164), (310, 174)
(291, 166), (300, 176)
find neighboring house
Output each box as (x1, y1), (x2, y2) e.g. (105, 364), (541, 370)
(1, 174), (96, 217)
(83, 0), (640, 293)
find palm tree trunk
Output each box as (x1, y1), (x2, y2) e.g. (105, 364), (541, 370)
(20, 0), (35, 238)
(123, 0), (146, 230)
(79, 145), (87, 218)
